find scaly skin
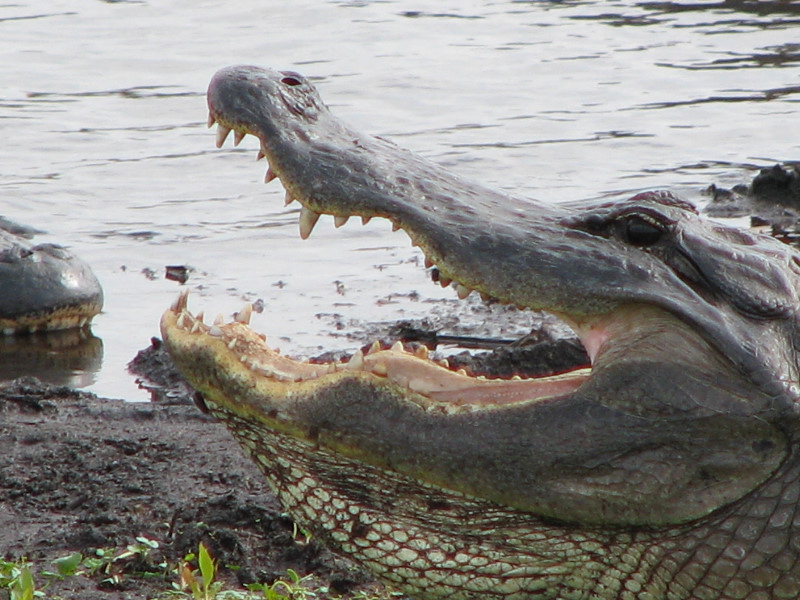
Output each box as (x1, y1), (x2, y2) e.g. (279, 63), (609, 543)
(0, 221), (102, 334)
(161, 66), (800, 599)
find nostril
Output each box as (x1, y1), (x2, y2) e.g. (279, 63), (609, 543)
(281, 75), (303, 87)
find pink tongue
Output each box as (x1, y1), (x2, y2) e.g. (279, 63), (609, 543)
(428, 373), (589, 406)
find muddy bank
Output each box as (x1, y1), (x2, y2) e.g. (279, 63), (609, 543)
(0, 377), (389, 599)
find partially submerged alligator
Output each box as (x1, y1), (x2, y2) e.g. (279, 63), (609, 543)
(0, 218), (102, 334)
(162, 66), (800, 599)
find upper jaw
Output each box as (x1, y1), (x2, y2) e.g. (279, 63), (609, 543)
(207, 69), (681, 314)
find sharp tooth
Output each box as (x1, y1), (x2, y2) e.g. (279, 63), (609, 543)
(265, 167), (277, 182)
(371, 361), (388, 376)
(391, 222), (400, 232)
(284, 191), (296, 206)
(215, 124), (232, 148)
(209, 325), (223, 337)
(177, 313), (187, 329)
(439, 358), (450, 369)
(172, 290), (189, 312)
(439, 276), (452, 288)
(391, 341), (405, 353)
(207, 113), (215, 128)
(190, 319), (202, 333)
(480, 292), (492, 302)
(455, 284), (472, 300)
(228, 338), (238, 350)
(414, 346), (429, 360)
(195, 311), (205, 324)
(346, 349), (364, 370)
(361, 216), (372, 226)
(299, 206), (321, 239)
(456, 368), (468, 376)
(234, 130), (246, 146)
(334, 215), (349, 228)
(235, 303), (253, 324)
(257, 149), (265, 160)
(214, 314), (225, 325)
(367, 340), (381, 355)
(424, 256), (434, 269)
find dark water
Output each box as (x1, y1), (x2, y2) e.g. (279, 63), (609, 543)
(2, 0), (798, 399)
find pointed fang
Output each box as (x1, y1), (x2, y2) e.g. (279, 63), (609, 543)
(346, 349), (365, 370)
(235, 303), (253, 325)
(265, 167), (277, 182)
(299, 206), (321, 239)
(234, 130), (246, 146)
(215, 124), (232, 148)
(334, 215), (350, 228)
(455, 284), (472, 300)
(172, 290), (189, 312)
(284, 191), (296, 206)
(207, 113), (216, 128)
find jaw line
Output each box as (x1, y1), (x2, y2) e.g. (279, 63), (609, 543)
(163, 290), (592, 413)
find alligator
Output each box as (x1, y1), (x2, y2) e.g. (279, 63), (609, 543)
(161, 65), (800, 599)
(0, 218), (103, 335)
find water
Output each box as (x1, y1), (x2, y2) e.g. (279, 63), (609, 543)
(1, 0), (798, 399)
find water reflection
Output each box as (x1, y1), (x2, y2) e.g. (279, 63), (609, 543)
(0, 329), (103, 388)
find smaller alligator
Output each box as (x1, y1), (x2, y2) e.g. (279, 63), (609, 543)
(0, 218), (103, 335)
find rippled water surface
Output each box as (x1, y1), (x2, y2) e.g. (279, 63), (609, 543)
(2, 0), (799, 399)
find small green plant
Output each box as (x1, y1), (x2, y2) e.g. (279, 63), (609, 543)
(115, 536), (160, 562)
(0, 558), (39, 600)
(247, 569), (317, 600)
(45, 552), (83, 579)
(179, 542), (225, 600)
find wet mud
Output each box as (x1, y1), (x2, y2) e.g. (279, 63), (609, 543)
(0, 377), (388, 599)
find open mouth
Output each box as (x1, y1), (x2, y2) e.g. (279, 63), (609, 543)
(158, 105), (613, 413)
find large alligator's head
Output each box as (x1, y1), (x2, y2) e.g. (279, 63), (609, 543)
(162, 66), (800, 598)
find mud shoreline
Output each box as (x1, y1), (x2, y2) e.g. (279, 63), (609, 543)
(0, 377), (387, 599)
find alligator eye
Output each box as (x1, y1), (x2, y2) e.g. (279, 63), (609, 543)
(281, 75), (303, 87)
(624, 215), (663, 246)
